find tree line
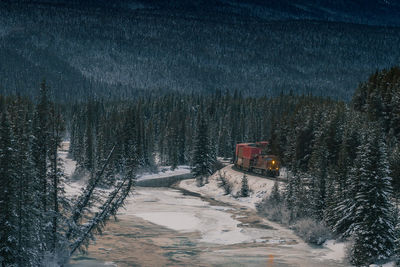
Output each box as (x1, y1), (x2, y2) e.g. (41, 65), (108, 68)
(0, 81), (134, 266)
(67, 90), (311, 176)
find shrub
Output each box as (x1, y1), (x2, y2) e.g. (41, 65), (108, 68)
(267, 205), (291, 225)
(292, 218), (332, 245)
(257, 196), (290, 225)
(217, 171), (232, 195)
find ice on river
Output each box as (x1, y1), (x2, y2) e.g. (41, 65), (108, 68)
(134, 212), (200, 232)
(123, 188), (263, 245)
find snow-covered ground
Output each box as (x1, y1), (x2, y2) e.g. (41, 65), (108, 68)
(322, 240), (348, 261)
(59, 149), (83, 198)
(179, 164), (284, 209)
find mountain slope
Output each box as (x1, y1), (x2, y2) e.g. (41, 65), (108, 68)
(0, 1), (399, 101)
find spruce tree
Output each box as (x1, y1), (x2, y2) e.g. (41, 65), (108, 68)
(390, 144), (400, 197)
(241, 174), (249, 197)
(191, 114), (213, 186)
(308, 130), (329, 220)
(83, 102), (94, 171)
(285, 171), (311, 221)
(48, 105), (66, 257)
(32, 80), (50, 215)
(0, 111), (17, 266)
(395, 211), (400, 266)
(269, 180), (281, 204)
(347, 127), (395, 265)
(31, 80), (53, 257)
(13, 99), (41, 266)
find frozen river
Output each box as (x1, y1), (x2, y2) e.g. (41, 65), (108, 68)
(68, 186), (349, 267)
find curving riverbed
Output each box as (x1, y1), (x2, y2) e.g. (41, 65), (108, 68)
(68, 186), (349, 267)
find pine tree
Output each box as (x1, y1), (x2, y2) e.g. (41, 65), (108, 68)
(390, 144), (400, 197)
(191, 114), (214, 186)
(241, 174), (249, 197)
(324, 169), (339, 228)
(122, 111), (139, 179)
(308, 130), (329, 220)
(0, 111), (17, 266)
(13, 99), (41, 266)
(285, 171), (311, 221)
(269, 180), (281, 204)
(83, 102), (94, 171)
(395, 210), (400, 266)
(47, 105), (67, 259)
(32, 80), (50, 215)
(347, 127), (395, 265)
(390, 91), (400, 141)
(31, 80), (52, 257)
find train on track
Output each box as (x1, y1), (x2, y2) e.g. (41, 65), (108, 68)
(234, 141), (280, 177)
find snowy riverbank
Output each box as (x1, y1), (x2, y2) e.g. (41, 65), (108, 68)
(178, 164), (350, 265)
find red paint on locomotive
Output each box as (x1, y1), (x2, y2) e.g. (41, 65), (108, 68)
(234, 141), (280, 177)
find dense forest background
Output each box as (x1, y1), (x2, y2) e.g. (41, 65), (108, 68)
(1, 1), (400, 101)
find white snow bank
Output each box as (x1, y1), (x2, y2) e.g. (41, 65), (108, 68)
(179, 164), (284, 209)
(370, 262), (395, 267)
(322, 240), (347, 261)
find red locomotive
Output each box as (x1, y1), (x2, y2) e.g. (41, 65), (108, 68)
(234, 141), (280, 177)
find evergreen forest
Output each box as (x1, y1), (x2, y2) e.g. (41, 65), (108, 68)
(1, 66), (400, 265)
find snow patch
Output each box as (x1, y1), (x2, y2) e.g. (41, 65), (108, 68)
(321, 240), (347, 261)
(134, 212), (200, 232)
(370, 262), (395, 267)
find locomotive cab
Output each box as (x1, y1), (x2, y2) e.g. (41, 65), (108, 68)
(259, 155), (280, 177)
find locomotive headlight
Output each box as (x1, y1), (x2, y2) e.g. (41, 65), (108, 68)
(272, 160), (275, 165)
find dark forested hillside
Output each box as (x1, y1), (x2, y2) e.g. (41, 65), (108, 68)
(1, 1), (400, 101)
(7, 0), (400, 26)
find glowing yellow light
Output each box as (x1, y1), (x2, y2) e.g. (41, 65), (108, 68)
(272, 160), (275, 165)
